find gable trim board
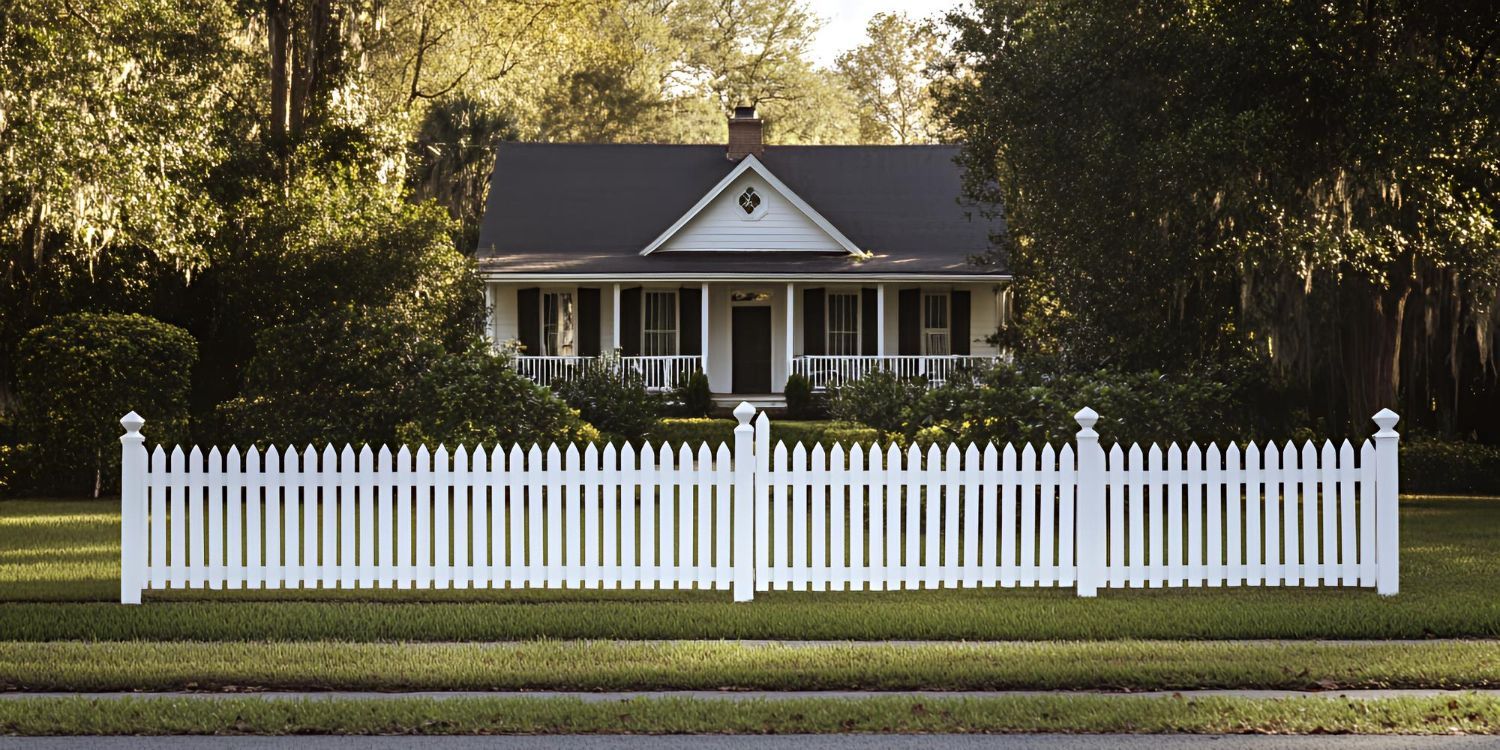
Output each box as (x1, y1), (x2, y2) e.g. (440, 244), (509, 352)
(639, 155), (867, 258)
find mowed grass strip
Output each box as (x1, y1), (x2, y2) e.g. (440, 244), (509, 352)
(3, 640), (1500, 693)
(3, 694), (1499, 735)
(3, 497), (1499, 641)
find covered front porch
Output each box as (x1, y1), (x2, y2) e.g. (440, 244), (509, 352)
(484, 279), (1011, 395)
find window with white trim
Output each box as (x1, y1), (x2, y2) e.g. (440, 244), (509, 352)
(922, 292), (950, 355)
(541, 291), (575, 356)
(642, 290), (679, 356)
(827, 291), (860, 356)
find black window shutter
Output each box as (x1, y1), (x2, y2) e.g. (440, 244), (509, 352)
(898, 288), (921, 355)
(577, 288), (601, 356)
(620, 287), (642, 356)
(860, 288), (878, 355)
(802, 287), (825, 356)
(516, 287), (540, 355)
(679, 286), (702, 356)
(951, 290), (971, 355)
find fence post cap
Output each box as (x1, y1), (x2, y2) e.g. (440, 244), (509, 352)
(1074, 406), (1099, 431)
(1372, 408), (1400, 435)
(120, 412), (145, 433)
(733, 401), (756, 426)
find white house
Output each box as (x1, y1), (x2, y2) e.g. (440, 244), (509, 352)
(477, 107), (1012, 403)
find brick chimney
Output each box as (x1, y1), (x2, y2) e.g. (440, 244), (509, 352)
(726, 105), (764, 160)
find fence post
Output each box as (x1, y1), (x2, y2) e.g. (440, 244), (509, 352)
(119, 412), (147, 605)
(732, 401), (757, 602)
(1372, 408), (1401, 596)
(1074, 407), (1105, 597)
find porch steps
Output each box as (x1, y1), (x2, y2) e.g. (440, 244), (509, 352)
(711, 394), (786, 415)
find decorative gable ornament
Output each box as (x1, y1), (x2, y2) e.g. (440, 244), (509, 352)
(640, 154), (866, 257)
(738, 187), (761, 214)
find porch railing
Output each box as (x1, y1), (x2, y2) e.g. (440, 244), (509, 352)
(791, 355), (1002, 391)
(513, 355), (702, 392)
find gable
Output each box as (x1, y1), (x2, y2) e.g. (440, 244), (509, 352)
(640, 155), (863, 256)
(657, 172), (845, 253)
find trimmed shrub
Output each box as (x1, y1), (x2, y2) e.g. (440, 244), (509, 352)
(668, 371), (713, 418)
(554, 355), (662, 442)
(783, 373), (825, 419)
(217, 306), (441, 447)
(395, 347), (599, 448)
(652, 418), (736, 450)
(828, 370), (928, 439)
(17, 313), (197, 496)
(829, 361), (1244, 447)
(1401, 439), (1500, 495)
(775, 420), (880, 450)
(649, 418), (881, 452)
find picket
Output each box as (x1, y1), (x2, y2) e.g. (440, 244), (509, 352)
(119, 405), (1402, 602)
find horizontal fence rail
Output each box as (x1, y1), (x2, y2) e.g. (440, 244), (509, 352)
(118, 406), (1401, 603)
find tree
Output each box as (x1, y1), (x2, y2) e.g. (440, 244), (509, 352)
(409, 95), (516, 252)
(0, 0), (242, 404)
(938, 0), (1500, 438)
(836, 13), (948, 144)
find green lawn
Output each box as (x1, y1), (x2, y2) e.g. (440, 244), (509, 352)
(3, 694), (1498, 735)
(2, 496), (1498, 641)
(3, 639), (1500, 692)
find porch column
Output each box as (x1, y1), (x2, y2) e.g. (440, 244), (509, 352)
(785, 282), (795, 385)
(700, 282), (710, 378)
(483, 283), (496, 348)
(876, 284), (887, 356)
(612, 283), (621, 352)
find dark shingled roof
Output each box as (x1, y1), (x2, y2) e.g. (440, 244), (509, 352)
(476, 143), (1007, 277)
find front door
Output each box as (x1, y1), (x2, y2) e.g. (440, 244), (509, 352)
(731, 306), (772, 394)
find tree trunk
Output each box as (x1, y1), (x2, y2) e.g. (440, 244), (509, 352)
(268, 0), (291, 141)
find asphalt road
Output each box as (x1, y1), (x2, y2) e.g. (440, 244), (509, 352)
(3, 737), (1498, 749)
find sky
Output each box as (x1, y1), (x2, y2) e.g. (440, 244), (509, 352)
(807, 0), (967, 65)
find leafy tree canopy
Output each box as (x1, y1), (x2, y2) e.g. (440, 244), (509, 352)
(938, 0), (1500, 437)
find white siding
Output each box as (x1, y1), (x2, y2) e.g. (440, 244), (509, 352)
(968, 284), (1003, 357)
(491, 284), (519, 344)
(658, 174), (847, 253)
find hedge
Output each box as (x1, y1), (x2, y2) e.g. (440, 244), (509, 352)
(15, 313), (196, 497)
(1401, 440), (1500, 495)
(650, 418), (879, 451)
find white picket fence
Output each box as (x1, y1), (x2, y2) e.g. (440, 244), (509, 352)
(118, 405), (1402, 603)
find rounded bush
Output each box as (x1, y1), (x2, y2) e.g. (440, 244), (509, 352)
(17, 313), (197, 496)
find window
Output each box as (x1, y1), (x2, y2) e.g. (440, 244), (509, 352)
(541, 291), (575, 356)
(827, 291), (860, 356)
(922, 292), (950, 355)
(642, 290), (679, 355)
